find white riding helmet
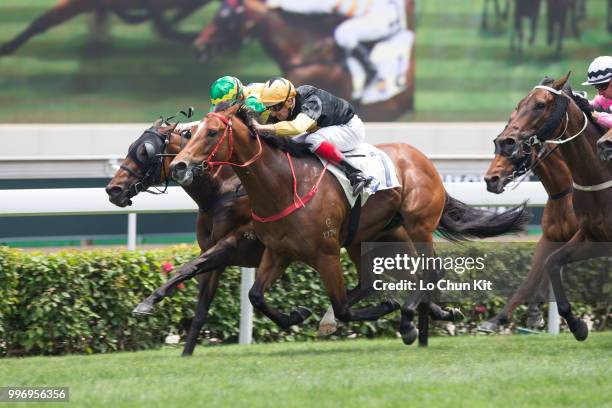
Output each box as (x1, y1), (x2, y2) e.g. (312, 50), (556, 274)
(582, 56), (612, 86)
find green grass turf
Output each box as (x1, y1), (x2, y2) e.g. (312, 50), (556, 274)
(1, 333), (611, 407)
(0, 0), (610, 122)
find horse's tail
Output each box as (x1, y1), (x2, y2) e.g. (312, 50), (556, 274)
(436, 192), (530, 242)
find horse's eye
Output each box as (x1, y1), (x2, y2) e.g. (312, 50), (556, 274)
(207, 129), (218, 138)
(535, 102), (546, 110)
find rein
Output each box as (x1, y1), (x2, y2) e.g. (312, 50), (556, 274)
(204, 112), (263, 169)
(202, 112), (329, 223)
(252, 153), (329, 223)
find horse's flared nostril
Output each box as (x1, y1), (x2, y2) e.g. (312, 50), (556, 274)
(105, 185), (123, 198)
(597, 139), (612, 161)
(484, 175), (501, 193)
(171, 161), (187, 180)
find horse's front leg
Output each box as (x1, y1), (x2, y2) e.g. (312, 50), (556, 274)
(133, 237), (237, 315)
(479, 237), (560, 332)
(181, 269), (223, 357)
(248, 249), (312, 329)
(544, 229), (610, 341)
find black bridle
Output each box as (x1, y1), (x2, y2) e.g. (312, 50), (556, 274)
(493, 83), (571, 186)
(120, 126), (190, 197)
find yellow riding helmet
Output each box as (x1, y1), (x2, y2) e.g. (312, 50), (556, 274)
(259, 77), (297, 107)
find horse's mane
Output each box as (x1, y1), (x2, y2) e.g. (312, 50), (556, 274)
(539, 77), (605, 134)
(235, 106), (314, 158)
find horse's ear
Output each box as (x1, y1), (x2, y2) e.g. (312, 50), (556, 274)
(553, 71), (571, 90)
(153, 118), (163, 128)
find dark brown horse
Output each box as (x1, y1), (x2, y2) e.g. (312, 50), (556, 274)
(0, 0), (207, 56)
(106, 120), (264, 356)
(170, 105), (529, 346)
(481, 123), (578, 332)
(498, 73), (610, 341)
(193, 0), (415, 121)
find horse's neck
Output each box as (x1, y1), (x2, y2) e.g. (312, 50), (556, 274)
(557, 104), (611, 186)
(233, 143), (319, 216)
(533, 148), (572, 197)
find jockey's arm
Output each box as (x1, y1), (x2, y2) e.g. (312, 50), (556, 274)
(255, 113), (317, 137)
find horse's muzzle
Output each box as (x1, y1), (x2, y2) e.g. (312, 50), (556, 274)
(484, 175), (505, 194)
(105, 185), (132, 207)
(171, 161), (194, 186)
(597, 138), (612, 162)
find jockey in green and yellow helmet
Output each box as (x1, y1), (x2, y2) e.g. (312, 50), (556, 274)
(209, 76), (268, 121)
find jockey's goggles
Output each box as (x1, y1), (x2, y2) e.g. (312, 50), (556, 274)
(594, 81), (610, 91)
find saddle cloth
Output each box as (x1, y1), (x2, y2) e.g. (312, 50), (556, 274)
(317, 143), (401, 207)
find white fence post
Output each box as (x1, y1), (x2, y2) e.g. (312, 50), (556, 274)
(548, 279), (560, 334)
(127, 213), (137, 251)
(239, 267), (255, 345)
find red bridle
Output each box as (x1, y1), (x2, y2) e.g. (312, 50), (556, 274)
(203, 112), (263, 169)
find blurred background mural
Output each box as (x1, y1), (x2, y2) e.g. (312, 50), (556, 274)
(0, 0), (609, 123)
(0, 0), (610, 246)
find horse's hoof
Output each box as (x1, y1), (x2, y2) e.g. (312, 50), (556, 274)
(570, 318), (589, 341)
(317, 321), (338, 337)
(477, 320), (499, 333)
(384, 299), (401, 312)
(449, 308), (465, 323)
(290, 306), (312, 324)
(401, 327), (418, 345)
(527, 314), (545, 330)
(133, 302), (154, 315)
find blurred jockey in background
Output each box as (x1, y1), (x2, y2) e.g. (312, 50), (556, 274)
(266, 0), (407, 89)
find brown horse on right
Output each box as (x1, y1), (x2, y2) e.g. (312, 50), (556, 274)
(193, 0), (415, 121)
(482, 123), (578, 332)
(496, 73), (610, 341)
(170, 105), (529, 347)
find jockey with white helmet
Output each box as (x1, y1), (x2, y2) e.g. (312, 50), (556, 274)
(266, 0), (406, 88)
(252, 77), (372, 195)
(582, 56), (612, 129)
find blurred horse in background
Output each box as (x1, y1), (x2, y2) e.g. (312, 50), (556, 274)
(0, 0), (209, 56)
(481, 0), (509, 32)
(193, 0), (415, 121)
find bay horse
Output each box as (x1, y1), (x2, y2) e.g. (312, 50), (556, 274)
(105, 119), (457, 352)
(497, 73), (610, 341)
(482, 120), (578, 332)
(169, 104), (529, 347)
(0, 0), (208, 57)
(193, 0), (415, 121)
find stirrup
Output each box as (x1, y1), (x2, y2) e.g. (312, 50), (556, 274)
(348, 172), (372, 196)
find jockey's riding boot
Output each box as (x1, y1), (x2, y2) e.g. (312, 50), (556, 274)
(339, 159), (371, 196)
(351, 45), (378, 89)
